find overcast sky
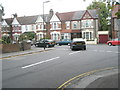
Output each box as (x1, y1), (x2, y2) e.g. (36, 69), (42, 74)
(1, 0), (94, 18)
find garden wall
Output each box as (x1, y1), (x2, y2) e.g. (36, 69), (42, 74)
(1, 42), (31, 53)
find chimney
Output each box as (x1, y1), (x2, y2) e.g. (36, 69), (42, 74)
(49, 9), (54, 16)
(13, 13), (18, 18)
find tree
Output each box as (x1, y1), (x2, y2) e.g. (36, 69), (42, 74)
(87, 1), (109, 31)
(2, 36), (11, 44)
(19, 32), (35, 41)
(84, 0), (120, 18)
(0, 4), (4, 22)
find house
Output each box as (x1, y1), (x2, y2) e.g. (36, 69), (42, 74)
(1, 9), (99, 44)
(36, 9), (53, 40)
(1, 18), (13, 39)
(50, 9), (99, 44)
(1, 9), (53, 41)
(112, 5), (120, 39)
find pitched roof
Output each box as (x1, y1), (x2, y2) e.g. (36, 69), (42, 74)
(5, 18), (13, 25)
(56, 11), (76, 21)
(17, 15), (39, 25)
(72, 10), (86, 20)
(88, 9), (98, 18)
(56, 9), (98, 21)
(40, 14), (51, 22)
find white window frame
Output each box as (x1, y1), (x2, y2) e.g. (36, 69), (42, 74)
(81, 19), (93, 28)
(65, 21), (70, 29)
(82, 31), (93, 40)
(50, 22), (61, 30)
(72, 21), (80, 29)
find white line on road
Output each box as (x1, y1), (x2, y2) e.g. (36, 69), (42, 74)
(106, 51), (113, 53)
(93, 50), (98, 52)
(69, 51), (81, 55)
(22, 56), (60, 69)
(99, 50), (105, 52)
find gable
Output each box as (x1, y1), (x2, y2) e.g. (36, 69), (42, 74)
(2, 20), (8, 26)
(50, 14), (60, 22)
(12, 18), (20, 25)
(82, 11), (92, 19)
(36, 15), (43, 23)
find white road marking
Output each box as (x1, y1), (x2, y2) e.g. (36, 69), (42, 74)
(106, 51), (113, 53)
(115, 52), (120, 54)
(69, 51), (81, 55)
(22, 56), (60, 69)
(93, 50), (98, 52)
(99, 50), (105, 52)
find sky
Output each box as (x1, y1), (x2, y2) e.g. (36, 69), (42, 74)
(1, 0), (94, 18)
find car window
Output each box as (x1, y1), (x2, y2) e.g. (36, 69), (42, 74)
(62, 39), (70, 41)
(113, 38), (118, 41)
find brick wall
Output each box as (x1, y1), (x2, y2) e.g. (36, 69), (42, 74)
(2, 44), (20, 53)
(1, 42), (31, 53)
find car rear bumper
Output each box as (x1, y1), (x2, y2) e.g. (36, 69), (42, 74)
(71, 45), (86, 49)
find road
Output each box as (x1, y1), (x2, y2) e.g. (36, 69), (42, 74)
(2, 45), (118, 88)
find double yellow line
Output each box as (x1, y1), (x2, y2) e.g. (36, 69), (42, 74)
(56, 67), (117, 90)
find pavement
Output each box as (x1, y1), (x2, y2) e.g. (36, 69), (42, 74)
(66, 67), (119, 89)
(1, 46), (119, 89)
(1, 46), (54, 59)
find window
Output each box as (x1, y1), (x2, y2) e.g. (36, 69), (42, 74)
(72, 21), (80, 29)
(86, 32), (89, 40)
(82, 20), (93, 28)
(51, 22), (61, 30)
(54, 23), (56, 29)
(86, 21), (89, 27)
(73, 23), (77, 28)
(83, 32), (93, 40)
(66, 22), (70, 29)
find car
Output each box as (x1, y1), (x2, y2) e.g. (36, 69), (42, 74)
(35, 39), (55, 48)
(70, 38), (86, 50)
(56, 39), (71, 46)
(106, 38), (120, 46)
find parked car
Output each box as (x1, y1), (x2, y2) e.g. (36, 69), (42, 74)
(70, 38), (86, 50)
(35, 39), (55, 47)
(56, 39), (71, 46)
(106, 38), (120, 46)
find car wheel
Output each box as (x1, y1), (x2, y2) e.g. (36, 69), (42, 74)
(35, 44), (38, 47)
(108, 43), (112, 46)
(57, 43), (60, 46)
(84, 47), (86, 50)
(68, 43), (70, 46)
(46, 45), (49, 48)
(58, 44), (61, 46)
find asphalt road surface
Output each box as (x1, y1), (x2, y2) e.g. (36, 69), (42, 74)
(2, 45), (119, 88)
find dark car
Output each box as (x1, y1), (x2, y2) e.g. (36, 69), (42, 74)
(35, 39), (55, 48)
(106, 38), (120, 46)
(70, 38), (86, 50)
(56, 39), (71, 46)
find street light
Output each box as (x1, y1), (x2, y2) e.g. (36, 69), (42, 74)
(43, 0), (50, 50)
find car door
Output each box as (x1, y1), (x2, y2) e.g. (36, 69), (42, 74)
(112, 38), (119, 45)
(38, 41), (44, 47)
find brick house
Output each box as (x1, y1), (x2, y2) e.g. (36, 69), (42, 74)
(1, 18), (13, 39)
(50, 9), (99, 44)
(112, 5), (120, 39)
(1, 9), (99, 44)
(1, 9), (53, 41)
(36, 9), (53, 40)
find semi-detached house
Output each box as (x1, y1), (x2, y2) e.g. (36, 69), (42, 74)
(2, 15), (38, 40)
(1, 9), (53, 41)
(2, 9), (99, 44)
(50, 9), (99, 44)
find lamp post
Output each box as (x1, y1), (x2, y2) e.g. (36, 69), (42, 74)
(43, 0), (50, 50)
